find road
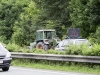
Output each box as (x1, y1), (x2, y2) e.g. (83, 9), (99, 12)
(0, 66), (98, 75)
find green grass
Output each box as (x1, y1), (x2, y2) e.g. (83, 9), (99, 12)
(12, 58), (100, 74)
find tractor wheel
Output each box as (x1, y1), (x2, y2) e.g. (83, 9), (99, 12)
(36, 42), (48, 50)
(36, 42), (44, 50)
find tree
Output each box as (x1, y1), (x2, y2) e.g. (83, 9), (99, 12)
(69, 0), (100, 37)
(34, 0), (71, 39)
(12, 1), (40, 46)
(0, 0), (28, 43)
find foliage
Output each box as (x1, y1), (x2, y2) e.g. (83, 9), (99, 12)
(0, 0), (28, 43)
(65, 44), (88, 55)
(6, 43), (20, 52)
(94, 27), (100, 44)
(6, 43), (100, 56)
(88, 26), (100, 44)
(68, 0), (100, 37)
(87, 44), (100, 56)
(34, 0), (71, 39)
(0, 0), (99, 45)
(11, 1), (40, 46)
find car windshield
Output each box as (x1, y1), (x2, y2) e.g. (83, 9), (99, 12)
(75, 40), (89, 45)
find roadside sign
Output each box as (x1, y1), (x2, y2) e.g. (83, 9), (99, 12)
(68, 28), (80, 39)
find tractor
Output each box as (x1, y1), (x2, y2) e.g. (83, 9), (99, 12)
(28, 29), (61, 50)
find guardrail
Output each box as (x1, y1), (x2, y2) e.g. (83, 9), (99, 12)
(11, 52), (100, 64)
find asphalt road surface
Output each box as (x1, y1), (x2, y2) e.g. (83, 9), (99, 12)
(0, 66), (98, 75)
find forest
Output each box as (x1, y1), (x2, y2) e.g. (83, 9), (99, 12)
(0, 0), (100, 46)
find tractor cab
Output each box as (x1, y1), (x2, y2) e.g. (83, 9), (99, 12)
(35, 29), (60, 50)
(36, 29), (57, 40)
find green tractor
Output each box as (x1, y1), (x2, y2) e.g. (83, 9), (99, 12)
(28, 29), (60, 50)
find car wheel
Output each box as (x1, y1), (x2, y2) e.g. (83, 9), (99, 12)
(2, 67), (9, 71)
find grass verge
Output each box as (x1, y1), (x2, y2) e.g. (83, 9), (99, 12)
(12, 58), (100, 74)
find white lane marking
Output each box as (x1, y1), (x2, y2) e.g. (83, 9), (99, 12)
(11, 66), (93, 75)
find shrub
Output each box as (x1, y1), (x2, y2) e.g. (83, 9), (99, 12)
(5, 42), (100, 56)
(6, 43), (20, 52)
(90, 44), (100, 56)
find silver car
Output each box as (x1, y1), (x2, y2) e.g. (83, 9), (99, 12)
(0, 43), (12, 71)
(55, 39), (90, 51)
